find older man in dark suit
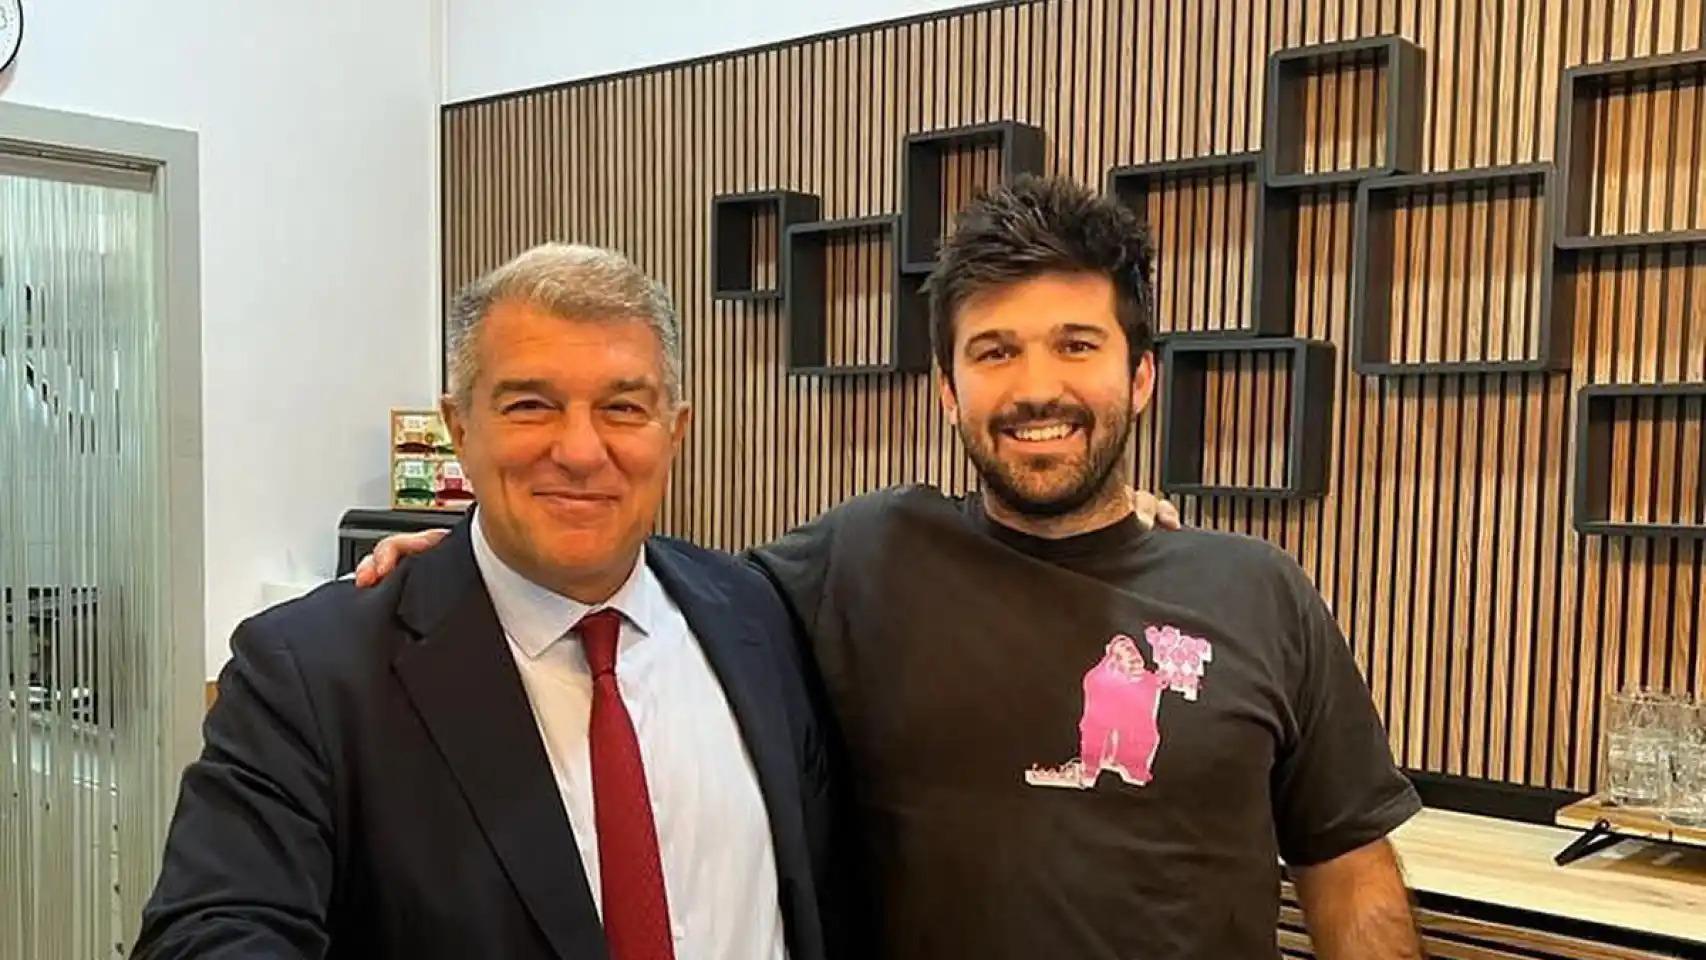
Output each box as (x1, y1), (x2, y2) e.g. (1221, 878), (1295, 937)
(135, 244), (837, 960)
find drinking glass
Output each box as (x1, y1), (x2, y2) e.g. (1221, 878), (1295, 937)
(1604, 688), (1672, 807)
(1666, 697), (1706, 827)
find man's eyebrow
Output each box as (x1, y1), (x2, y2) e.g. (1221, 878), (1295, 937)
(490, 378), (554, 397)
(1057, 323), (1110, 338)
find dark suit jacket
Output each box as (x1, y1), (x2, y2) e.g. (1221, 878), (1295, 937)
(135, 521), (836, 960)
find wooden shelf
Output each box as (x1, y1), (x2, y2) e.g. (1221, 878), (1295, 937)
(899, 121), (1045, 274)
(782, 215), (928, 376)
(1107, 152), (1295, 338)
(1159, 337), (1336, 499)
(1574, 383), (1706, 539)
(1264, 35), (1424, 187)
(1557, 229), (1706, 251)
(1352, 163), (1572, 375)
(785, 364), (903, 378)
(711, 190), (821, 300)
(1556, 50), (1706, 248)
(1557, 796), (1706, 850)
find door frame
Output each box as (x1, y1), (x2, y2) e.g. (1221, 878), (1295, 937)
(0, 102), (204, 774)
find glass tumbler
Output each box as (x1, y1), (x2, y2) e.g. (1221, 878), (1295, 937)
(1604, 688), (1672, 807)
(1666, 698), (1706, 827)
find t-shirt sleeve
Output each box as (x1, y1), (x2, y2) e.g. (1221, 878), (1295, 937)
(742, 508), (842, 639)
(1271, 565), (1422, 867)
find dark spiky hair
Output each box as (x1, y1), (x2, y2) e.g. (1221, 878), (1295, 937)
(924, 174), (1155, 386)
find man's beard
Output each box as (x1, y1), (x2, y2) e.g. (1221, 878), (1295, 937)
(960, 398), (1133, 519)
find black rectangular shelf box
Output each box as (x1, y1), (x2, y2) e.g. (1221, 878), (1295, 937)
(1352, 163), (1572, 375)
(1264, 35), (1424, 188)
(1108, 151), (1296, 338)
(782, 215), (928, 376)
(1574, 383), (1706, 539)
(900, 121), (1046, 274)
(712, 190), (822, 300)
(1160, 337), (1336, 499)
(1556, 50), (1706, 250)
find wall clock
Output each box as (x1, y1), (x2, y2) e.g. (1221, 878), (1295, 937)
(0, 0), (21, 75)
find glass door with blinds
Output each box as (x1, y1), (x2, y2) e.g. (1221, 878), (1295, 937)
(0, 160), (182, 958)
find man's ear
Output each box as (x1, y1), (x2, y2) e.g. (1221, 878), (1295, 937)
(937, 367), (960, 425)
(1131, 350), (1157, 418)
(668, 402), (693, 453)
(440, 394), (465, 454)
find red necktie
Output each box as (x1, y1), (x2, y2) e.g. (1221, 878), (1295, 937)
(574, 609), (676, 960)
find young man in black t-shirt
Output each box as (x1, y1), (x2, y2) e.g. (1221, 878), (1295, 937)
(360, 178), (1422, 958)
(746, 177), (1421, 960)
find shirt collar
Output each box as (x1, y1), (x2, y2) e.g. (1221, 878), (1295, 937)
(471, 510), (665, 660)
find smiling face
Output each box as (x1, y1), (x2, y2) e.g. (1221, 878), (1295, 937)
(940, 271), (1155, 519)
(443, 297), (689, 601)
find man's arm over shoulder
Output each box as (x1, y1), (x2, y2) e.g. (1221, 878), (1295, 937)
(134, 608), (339, 959)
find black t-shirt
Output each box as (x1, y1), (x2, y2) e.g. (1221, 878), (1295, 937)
(748, 485), (1421, 960)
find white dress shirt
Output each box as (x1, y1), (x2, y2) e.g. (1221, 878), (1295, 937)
(471, 516), (788, 960)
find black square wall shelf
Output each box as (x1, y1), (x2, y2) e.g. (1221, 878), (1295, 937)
(900, 121), (1046, 274)
(1352, 163), (1572, 375)
(783, 215), (929, 376)
(1160, 337), (1336, 499)
(1575, 383), (1706, 539)
(1264, 35), (1424, 187)
(712, 191), (821, 300)
(1557, 50), (1706, 250)
(1107, 151), (1296, 338)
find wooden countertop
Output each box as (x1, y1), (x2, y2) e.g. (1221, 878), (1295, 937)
(1390, 808), (1706, 945)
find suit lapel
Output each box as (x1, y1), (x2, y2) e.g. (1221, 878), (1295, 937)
(392, 521), (606, 960)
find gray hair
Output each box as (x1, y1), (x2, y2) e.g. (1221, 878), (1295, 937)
(446, 243), (682, 409)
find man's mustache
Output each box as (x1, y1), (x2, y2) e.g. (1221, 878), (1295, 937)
(988, 401), (1094, 434)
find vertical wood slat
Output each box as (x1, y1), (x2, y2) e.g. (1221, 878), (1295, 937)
(440, 0), (1706, 795)
(1581, 69), (1706, 239)
(1385, 182), (1550, 366)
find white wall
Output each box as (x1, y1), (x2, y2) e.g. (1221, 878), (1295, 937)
(1, 0), (444, 675)
(445, 0), (972, 102)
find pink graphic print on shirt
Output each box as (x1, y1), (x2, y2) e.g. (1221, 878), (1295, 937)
(1076, 636), (1166, 786)
(1146, 623), (1213, 702)
(1025, 626), (1214, 790)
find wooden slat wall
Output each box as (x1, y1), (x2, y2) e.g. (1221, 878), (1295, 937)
(941, 144), (1004, 241)
(1202, 352), (1295, 488)
(749, 209), (779, 292)
(1389, 181), (1549, 364)
(441, 0), (1706, 794)
(823, 235), (894, 369)
(1607, 396), (1706, 526)
(1298, 51), (1388, 175)
(1149, 171), (1261, 336)
(1586, 65), (1706, 238)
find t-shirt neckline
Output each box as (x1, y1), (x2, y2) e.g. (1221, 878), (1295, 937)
(963, 494), (1151, 562)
